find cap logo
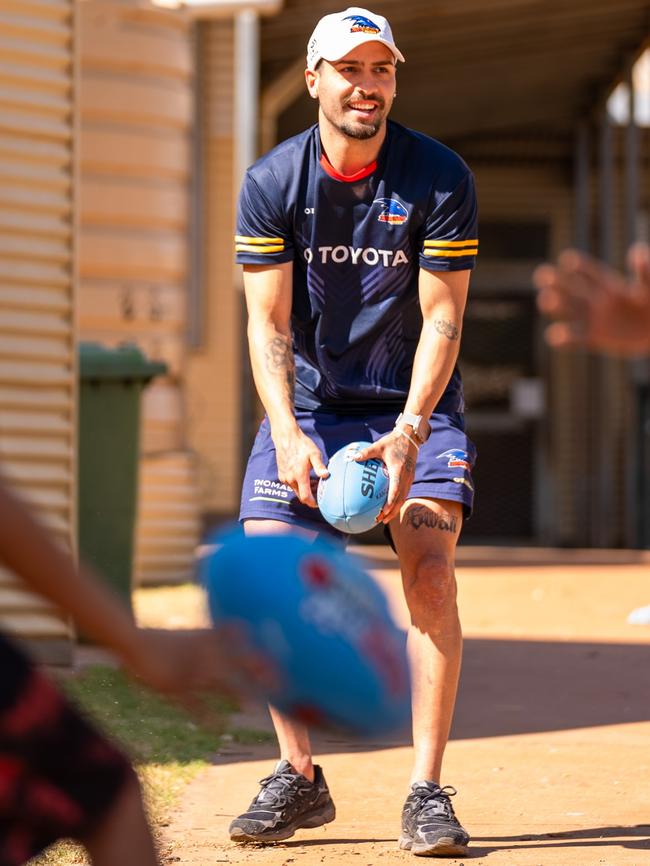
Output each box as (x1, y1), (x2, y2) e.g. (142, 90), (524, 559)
(343, 14), (381, 34)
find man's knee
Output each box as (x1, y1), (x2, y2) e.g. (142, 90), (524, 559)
(402, 554), (458, 619)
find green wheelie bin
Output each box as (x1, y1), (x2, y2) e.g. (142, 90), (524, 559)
(78, 342), (167, 612)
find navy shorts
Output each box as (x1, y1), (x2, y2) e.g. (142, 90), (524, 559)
(0, 632), (133, 866)
(240, 409), (477, 539)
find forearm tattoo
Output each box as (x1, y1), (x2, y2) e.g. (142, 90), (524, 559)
(264, 336), (295, 394)
(434, 318), (459, 341)
(404, 504), (458, 534)
(391, 432), (416, 474)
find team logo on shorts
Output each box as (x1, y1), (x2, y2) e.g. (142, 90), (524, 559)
(437, 449), (472, 471)
(374, 198), (408, 225)
(344, 14), (381, 34)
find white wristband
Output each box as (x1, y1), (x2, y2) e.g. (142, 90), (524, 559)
(396, 428), (420, 450)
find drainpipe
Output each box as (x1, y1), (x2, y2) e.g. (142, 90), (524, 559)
(233, 9), (262, 476)
(234, 9), (260, 191)
(624, 64), (639, 250)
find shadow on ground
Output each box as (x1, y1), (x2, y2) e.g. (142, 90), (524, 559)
(211, 636), (650, 767)
(453, 637), (650, 739)
(243, 827), (650, 851)
(468, 824), (650, 858)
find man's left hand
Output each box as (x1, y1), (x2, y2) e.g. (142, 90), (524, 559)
(354, 430), (418, 524)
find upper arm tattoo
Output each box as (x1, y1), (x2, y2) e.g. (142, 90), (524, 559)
(264, 336), (295, 394)
(433, 318), (459, 341)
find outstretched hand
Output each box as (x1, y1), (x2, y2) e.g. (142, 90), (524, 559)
(123, 626), (276, 703)
(354, 430), (417, 524)
(534, 243), (650, 357)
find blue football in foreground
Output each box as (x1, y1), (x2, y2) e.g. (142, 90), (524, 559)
(202, 530), (409, 737)
(317, 441), (389, 534)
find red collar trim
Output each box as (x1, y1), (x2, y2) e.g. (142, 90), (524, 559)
(319, 153), (377, 183)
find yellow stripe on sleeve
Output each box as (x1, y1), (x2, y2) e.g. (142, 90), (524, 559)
(423, 248), (478, 258)
(235, 235), (285, 245)
(423, 239), (479, 249)
(235, 244), (285, 254)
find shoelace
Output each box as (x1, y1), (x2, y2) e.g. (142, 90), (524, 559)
(411, 784), (458, 820)
(254, 769), (306, 807)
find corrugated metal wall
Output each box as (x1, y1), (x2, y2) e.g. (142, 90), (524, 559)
(134, 451), (201, 585)
(77, 0), (201, 584)
(185, 19), (243, 517)
(0, 0), (76, 662)
(77, 0), (192, 451)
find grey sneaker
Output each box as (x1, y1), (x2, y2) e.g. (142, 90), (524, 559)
(399, 782), (469, 857)
(229, 760), (336, 843)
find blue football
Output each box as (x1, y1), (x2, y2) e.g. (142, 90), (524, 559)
(317, 441), (389, 534)
(202, 529), (409, 737)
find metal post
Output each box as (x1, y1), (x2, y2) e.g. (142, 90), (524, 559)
(574, 120), (590, 251)
(625, 66), (639, 251)
(592, 109), (618, 547)
(564, 121), (592, 546)
(234, 9), (260, 189)
(598, 108), (615, 265)
(234, 9), (261, 480)
(187, 23), (204, 348)
(623, 66), (642, 547)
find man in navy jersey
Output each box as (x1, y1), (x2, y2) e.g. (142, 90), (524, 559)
(231, 7), (478, 857)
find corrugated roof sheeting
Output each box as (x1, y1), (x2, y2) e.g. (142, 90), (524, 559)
(265, 0), (650, 144)
(0, 0), (76, 658)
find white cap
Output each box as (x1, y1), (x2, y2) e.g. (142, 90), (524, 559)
(306, 7), (405, 72)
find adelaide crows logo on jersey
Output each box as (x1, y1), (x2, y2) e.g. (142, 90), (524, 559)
(344, 14), (381, 34)
(437, 449), (472, 471)
(374, 198), (408, 225)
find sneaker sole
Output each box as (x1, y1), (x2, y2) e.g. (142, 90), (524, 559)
(230, 800), (336, 844)
(399, 834), (469, 857)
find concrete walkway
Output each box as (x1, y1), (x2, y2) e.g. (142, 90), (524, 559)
(160, 546), (650, 865)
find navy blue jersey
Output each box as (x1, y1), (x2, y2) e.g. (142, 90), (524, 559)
(235, 120), (478, 414)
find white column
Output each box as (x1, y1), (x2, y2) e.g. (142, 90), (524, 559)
(234, 9), (260, 191)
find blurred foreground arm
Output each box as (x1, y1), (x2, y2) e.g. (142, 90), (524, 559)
(0, 476), (251, 697)
(534, 243), (650, 357)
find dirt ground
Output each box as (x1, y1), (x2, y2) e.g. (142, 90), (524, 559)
(156, 546), (650, 865)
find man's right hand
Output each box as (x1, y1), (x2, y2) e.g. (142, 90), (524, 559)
(272, 426), (329, 507)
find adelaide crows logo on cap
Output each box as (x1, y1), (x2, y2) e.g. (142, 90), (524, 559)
(374, 198), (408, 226)
(344, 14), (381, 34)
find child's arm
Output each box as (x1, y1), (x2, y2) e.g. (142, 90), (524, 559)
(0, 476), (251, 696)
